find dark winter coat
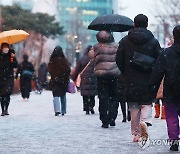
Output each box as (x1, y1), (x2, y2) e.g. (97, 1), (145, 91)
(93, 35), (120, 78)
(38, 63), (48, 87)
(0, 49), (18, 96)
(116, 28), (161, 104)
(71, 53), (97, 96)
(48, 57), (70, 97)
(149, 43), (180, 104)
(16, 60), (35, 93)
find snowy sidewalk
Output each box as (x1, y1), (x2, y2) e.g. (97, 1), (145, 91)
(0, 91), (172, 153)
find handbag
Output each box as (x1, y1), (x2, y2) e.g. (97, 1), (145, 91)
(67, 80), (76, 94)
(74, 61), (91, 87)
(130, 51), (156, 72)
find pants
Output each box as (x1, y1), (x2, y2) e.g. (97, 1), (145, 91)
(164, 102), (180, 141)
(0, 95), (10, 112)
(82, 96), (95, 111)
(128, 102), (152, 136)
(53, 95), (66, 114)
(120, 101), (130, 119)
(97, 77), (119, 124)
(20, 77), (31, 99)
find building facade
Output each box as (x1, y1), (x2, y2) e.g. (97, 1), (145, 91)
(57, 0), (113, 64)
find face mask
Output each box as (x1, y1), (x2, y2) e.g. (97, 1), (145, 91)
(2, 48), (9, 54)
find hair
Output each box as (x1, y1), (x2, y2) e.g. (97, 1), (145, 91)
(134, 14), (148, 28)
(83, 45), (92, 55)
(173, 25), (180, 43)
(50, 46), (65, 61)
(23, 54), (29, 61)
(96, 31), (114, 43)
(1, 43), (9, 49)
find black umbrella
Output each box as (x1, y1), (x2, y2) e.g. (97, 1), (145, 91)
(88, 14), (134, 32)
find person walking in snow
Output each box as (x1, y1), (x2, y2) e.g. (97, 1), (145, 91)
(149, 25), (180, 151)
(71, 45), (97, 115)
(116, 14), (161, 142)
(16, 54), (35, 101)
(48, 46), (70, 116)
(91, 30), (120, 128)
(0, 43), (18, 116)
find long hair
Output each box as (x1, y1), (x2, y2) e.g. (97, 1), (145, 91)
(50, 46), (65, 61)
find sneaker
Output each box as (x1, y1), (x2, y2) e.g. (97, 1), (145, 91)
(55, 112), (60, 116)
(170, 140), (179, 151)
(140, 122), (149, 141)
(110, 120), (116, 126)
(133, 135), (140, 142)
(101, 123), (109, 128)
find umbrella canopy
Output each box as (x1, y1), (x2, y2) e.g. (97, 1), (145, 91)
(88, 14), (134, 32)
(0, 29), (29, 45)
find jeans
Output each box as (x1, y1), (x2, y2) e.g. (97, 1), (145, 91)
(53, 95), (66, 114)
(97, 77), (119, 124)
(164, 102), (180, 140)
(128, 102), (152, 136)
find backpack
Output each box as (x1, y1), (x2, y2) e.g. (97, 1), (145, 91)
(170, 50), (180, 99)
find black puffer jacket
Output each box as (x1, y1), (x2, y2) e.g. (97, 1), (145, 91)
(71, 50), (97, 96)
(93, 33), (120, 78)
(149, 43), (180, 104)
(116, 28), (161, 103)
(0, 49), (18, 96)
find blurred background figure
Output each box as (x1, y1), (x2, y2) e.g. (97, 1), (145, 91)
(15, 54), (35, 101)
(71, 45), (97, 115)
(48, 46), (70, 116)
(0, 43), (18, 116)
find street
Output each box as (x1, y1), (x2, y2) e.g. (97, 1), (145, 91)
(0, 91), (171, 154)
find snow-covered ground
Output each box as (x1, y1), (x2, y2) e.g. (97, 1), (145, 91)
(0, 91), (173, 153)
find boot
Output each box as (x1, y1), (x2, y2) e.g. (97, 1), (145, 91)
(170, 140), (179, 151)
(161, 106), (166, 119)
(154, 104), (160, 118)
(4, 110), (9, 115)
(1, 110), (5, 116)
(127, 110), (131, 121)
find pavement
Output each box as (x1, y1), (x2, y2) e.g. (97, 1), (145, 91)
(0, 91), (175, 154)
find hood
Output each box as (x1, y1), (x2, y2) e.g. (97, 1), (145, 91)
(96, 31), (114, 43)
(172, 43), (180, 54)
(128, 28), (154, 45)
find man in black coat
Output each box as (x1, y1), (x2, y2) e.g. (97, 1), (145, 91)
(116, 14), (161, 142)
(16, 54), (34, 101)
(149, 25), (180, 151)
(0, 43), (18, 116)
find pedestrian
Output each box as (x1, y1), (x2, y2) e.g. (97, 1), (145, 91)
(16, 54), (35, 101)
(149, 25), (180, 151)
(91, 30), (120, 128)
(48, 46), (70, 116)
(0, 43), (18, 116)
(38, 63), (48, 90)
(117, 75), (131, 122)
(154, 80), (165, 119)
(71, 45), (97, 115)
(116, 14), (161, 142)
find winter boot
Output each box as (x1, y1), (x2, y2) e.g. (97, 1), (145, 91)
(110, 119), (116, 126)
(86, 111), (90, 115)
(161, 106), (166, 119)
(4, 110), (9, 115)
(101, 123), (109, 128)
(122, 117), (126, 122)
(170, 140), (179, 151)
(90, 108), (95, 114)
(154, 104), (160, 118)
(1, 110), (5, 116)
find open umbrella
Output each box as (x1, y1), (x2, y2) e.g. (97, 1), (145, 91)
(0, 29), (29, 45)
(88, 14), (134, 32)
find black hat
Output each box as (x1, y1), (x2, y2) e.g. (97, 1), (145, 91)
(173, 25), (180, 43)
(134, 14), (148, 28)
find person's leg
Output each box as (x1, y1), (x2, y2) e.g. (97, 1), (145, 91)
(154, 99), (160, 118)
(108, 78), (119, 126)
(89, 96), (95, 114)
(0, 97), (5, 116)
(164, 102), (179, 151)
(127, 102), (131, 121)
(128, 102), (141, 141)
(120, 101), (126, 122)
(160, 99), (166, 119)
(4, 95), (10, 115)
(97, 78), (109, 127)
(83, 95), (89, 114)
(61, 95), (66, 115)
(53, 96), (60, 116)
